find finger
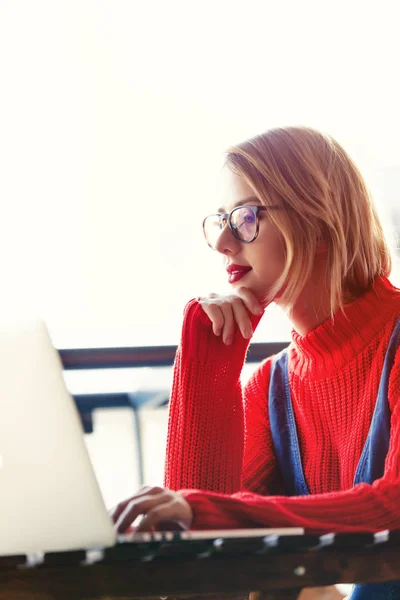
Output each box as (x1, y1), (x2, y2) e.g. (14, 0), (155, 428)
(231, 297), (253, 339)
(156, 520), (187, 532)
(134, 501), (181, 532)
(109, 486), (164, 524)
(109, 498), (133, 524)
(236, 287), (264, 315)
(199, 302), (225, 336)
(115, 493), (169, 533)
(110, 486), (162, 525)
(219, 302), (235, 345)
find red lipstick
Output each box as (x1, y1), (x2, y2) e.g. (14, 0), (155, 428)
(226, 264), (252, 284)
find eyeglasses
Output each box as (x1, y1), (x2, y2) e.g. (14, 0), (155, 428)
(202, 205), (281, 250)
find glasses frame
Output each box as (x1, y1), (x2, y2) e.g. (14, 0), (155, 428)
(202, 204), (281, 250)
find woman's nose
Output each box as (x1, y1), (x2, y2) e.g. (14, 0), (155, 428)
(214, 223), (241, 255)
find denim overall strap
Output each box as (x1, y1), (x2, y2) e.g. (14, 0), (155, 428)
(349, 317), (400, 599)
(268, 318), (400, 599)
(268, 349), (309, 496)
(353, 316), (400, 485)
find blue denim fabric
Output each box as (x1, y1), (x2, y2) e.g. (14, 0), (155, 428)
(349, 581), (400, 599)
(268, 317), (400, 599)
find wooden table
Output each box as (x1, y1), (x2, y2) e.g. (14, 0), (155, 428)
(1, 530), (400, 600)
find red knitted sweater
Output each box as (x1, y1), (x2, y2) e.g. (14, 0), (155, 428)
(164, 277), (400, 532)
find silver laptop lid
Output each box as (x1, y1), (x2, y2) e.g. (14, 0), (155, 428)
(0, 320), (116, 554)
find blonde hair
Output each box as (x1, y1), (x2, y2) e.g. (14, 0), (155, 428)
(226, 126), (392, 316)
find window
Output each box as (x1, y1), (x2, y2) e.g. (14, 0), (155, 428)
(1, 3), (398, 350)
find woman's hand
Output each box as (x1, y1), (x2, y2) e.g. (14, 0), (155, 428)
(199, 287), (263, 345)
(109, 486), (193, 533)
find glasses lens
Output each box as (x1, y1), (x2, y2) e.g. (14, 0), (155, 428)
(231, 206), (257, 242)
(203, 215), (223, 249)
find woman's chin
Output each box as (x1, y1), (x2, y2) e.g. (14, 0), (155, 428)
(251, 285), (276, 309)
(229, 280), (271, 308)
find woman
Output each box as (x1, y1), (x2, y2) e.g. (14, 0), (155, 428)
(112, 127), (400, 598)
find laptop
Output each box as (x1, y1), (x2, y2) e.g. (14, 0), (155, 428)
(0, 320), (116, 555)
(0, 320), (304, 556)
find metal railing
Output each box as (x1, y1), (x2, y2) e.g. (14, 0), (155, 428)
(59, 341), (288, 370)
(61, 341), (289, 484)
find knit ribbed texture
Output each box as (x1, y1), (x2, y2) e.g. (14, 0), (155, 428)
(164, 277), (400, 533)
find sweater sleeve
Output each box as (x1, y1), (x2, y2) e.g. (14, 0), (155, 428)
(164, 299), (263, 493)
(179, 347), (400, 532)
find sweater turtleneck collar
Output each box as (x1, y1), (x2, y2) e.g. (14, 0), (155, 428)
(289, 276), (400, 379)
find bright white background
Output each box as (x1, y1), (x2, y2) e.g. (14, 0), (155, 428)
(0, 1), (399, 507)
(0, 0), (399, 350)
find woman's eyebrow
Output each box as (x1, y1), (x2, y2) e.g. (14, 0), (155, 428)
(217, 195), (261, 213)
